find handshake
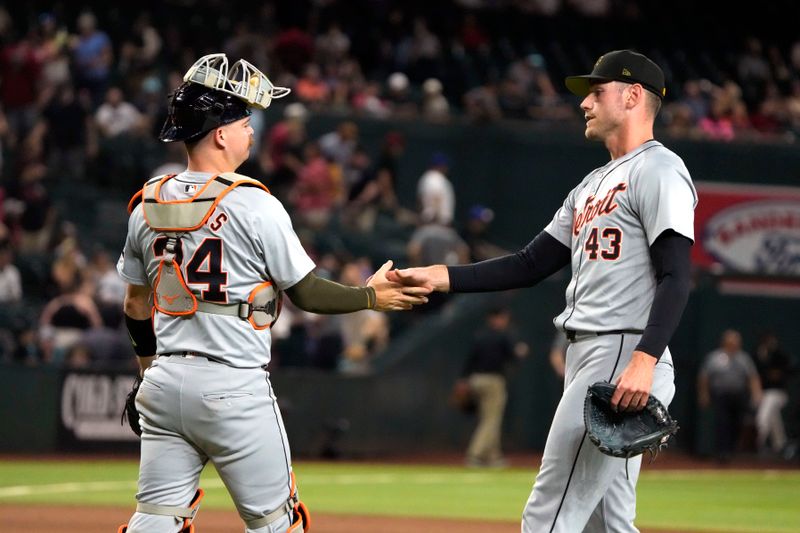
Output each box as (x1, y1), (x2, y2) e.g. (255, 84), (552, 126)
(367, 261), (451, 311)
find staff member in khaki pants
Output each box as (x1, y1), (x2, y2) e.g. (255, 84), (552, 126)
(462, 306), (529, 467)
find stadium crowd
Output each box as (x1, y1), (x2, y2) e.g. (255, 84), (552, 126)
(1, 1), (800, 374)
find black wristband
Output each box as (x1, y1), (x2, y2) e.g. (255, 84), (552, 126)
(125, 314), (157, 357)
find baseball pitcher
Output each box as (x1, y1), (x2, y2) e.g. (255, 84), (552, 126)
(389, 49), (696, 532)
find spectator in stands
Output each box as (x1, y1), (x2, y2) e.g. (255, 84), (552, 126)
(49, 236), (86, 296)
(33, 12), (71, 100)
(69, 11), (112, 107)
(10, 326), (43, 366)
(352, 80), (392, 118)
(417, 151), (455, 226)
(27, 83), (96, 180)
(737, 37), (771, 111)
(95, 87), (144, 139)
(386, 72), (419, 118)
(679, 79), (712, 124)
(461, 205), (510, 262)
(421, 78), (450, 122)
(337, 260), (390, 375)
(39, 279), (103, 365)
(463, 81), (503, 123)
(406, 17), (443, 82)
(117, 13), (162, 79)
(753, 331), (793, 458)
(462, 306), (528, 468)
(315, 22), (350, 67)
(88, 247), (126, 320)
(291, 141), (339, 230)
(261, 102), (308, 200)
(15, 163), (56, 254)
(295, 63), (331, 107)
(698, 329), (763, 462)
(319, 120), (359, 172)
(0, 239), (21, 303)
(0, 28), (41, 141)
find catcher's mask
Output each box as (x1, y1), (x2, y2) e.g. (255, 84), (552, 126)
(159, 53), (290, 143)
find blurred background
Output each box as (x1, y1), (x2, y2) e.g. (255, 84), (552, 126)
(0, 0), (798, 467)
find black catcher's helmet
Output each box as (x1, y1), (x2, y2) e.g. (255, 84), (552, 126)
(158, 82), (252, 143)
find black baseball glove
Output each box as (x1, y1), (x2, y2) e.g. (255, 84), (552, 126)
(121, 374), (143, 437)
(583, 381), (678, 460)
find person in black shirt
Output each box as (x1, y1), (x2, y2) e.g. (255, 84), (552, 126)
(754, 331), (793, 456)
(461, 306), (528, 467)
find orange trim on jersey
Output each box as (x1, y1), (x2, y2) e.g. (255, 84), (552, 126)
(153, 258), (198, 316)
(117, 525), (127, 533)
(248, 281), (276, 330)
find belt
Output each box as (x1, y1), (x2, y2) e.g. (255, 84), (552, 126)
(162, 351), (212, 359)
(564, 329), (644, 343)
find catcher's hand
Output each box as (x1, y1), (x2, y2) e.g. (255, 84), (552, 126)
(121, 374), (143, 437)
(584, 381), (678, 460)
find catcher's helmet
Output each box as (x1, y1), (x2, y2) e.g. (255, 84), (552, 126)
(158, 82), (251, 143)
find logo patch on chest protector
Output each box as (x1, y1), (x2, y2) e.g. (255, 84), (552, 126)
(573, 182), (627, 236)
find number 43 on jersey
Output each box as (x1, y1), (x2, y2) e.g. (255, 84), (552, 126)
(584, 227), (622, 260)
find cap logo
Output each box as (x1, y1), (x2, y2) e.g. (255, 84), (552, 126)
(622, 68), (631, 77)
(595, 55), (604, 68)
(662, 88), (667, 96)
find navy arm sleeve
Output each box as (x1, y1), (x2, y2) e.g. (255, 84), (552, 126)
(635, 230), (693, 359)
(448, 231), (571, 293)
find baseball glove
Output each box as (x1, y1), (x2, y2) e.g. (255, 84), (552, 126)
(121, 374), (142, 437)
(583, 381), (678, 460)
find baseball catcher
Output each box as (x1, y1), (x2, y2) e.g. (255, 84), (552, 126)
(584, 381), (679, 460)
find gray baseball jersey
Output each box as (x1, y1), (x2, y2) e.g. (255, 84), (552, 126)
(117, 170), (315, 367)
(523, 140), (695, 532)
(544, 140), (697, 334)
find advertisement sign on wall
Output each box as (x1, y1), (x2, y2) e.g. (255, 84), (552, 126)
(59, 371), (140, 448)
(694, 182), (800, 277)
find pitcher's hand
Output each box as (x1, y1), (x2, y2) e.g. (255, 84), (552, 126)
(386, 264), (450, 292)
(611, 350), (657, 412)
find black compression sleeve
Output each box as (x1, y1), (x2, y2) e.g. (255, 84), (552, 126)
(635, 230), (693, 359)
(125, 314), (157, 357)
(448, 231), (571, 293)
(285, 272), (375, 314)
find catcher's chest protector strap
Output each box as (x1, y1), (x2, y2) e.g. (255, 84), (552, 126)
(132, 173), (280, 327)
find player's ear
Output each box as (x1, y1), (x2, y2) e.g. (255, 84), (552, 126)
(627, 84), (643, 108)
(213, 127), (226, 148)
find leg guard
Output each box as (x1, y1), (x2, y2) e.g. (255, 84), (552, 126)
(133, 487), (204, 532)
(287, 500), (311, 532)
(244, 472), (311, 533)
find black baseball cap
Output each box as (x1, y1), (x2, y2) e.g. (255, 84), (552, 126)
(565, 50), (666, 99)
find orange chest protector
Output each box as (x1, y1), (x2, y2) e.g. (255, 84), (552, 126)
(129, 172), (282, 329)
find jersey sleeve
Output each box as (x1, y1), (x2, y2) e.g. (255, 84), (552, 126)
(116, 206), (149, 286)
(544, 185), (579, 247)
(255, 194), (316, 290)
(632, 155), (697, 245)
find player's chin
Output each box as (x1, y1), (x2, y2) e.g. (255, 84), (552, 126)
(584, 126), (601, 141)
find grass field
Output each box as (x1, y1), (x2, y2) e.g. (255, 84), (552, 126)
(0, 460), (798, 532)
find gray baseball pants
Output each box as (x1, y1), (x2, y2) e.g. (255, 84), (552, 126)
(522, 333), (675, 533)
